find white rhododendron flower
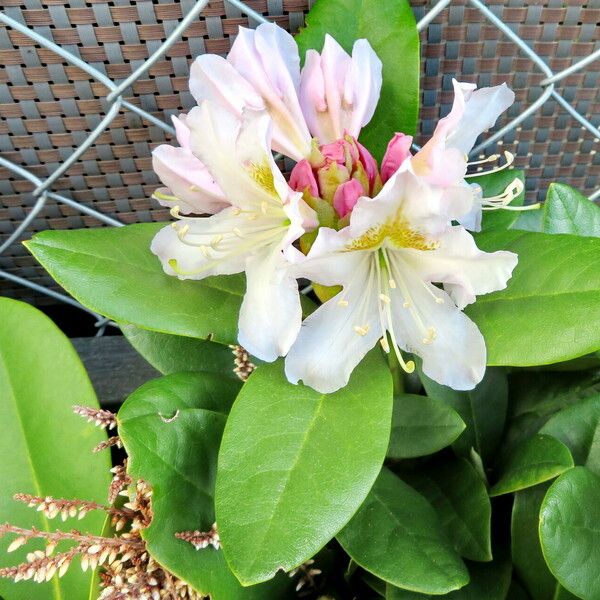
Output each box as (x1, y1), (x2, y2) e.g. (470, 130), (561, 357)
(285, 166), (518, 394)
(150, 22), (527, 393)
(188, 22), (382, 161)
(151, 101), (317, 362)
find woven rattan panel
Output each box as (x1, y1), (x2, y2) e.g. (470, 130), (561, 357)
(0, 0), (599, 304)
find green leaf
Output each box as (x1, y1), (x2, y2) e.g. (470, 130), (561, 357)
(466, 169), (525, 231)
(542, 182), (600, 237)
(387, 393), (465, 459)
(419, 367), (508, 464)
(25, 224), (245, 344)
(0, 298), (110, 600)
(215, 351), (393, 585)
(402, 458), (492, 562)
(295, 0), (419, 161)
(540, 395), (600, 475)
(118, 373), (289, 598)
(511, 208), (543, 233)
(503, 370), (600, 458)
(540, 467), (600, 600)
(386, 556), (511, 599)
(337, 467), (468, 595)
(467, 230), (600, 366)
(120, 324), (237, 377)
(490, 434), (573, 496)
(511, 484), (577, 600)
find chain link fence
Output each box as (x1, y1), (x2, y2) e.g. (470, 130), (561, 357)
(0, 0), (599, 332)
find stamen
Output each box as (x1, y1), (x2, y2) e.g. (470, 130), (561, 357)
(403, 301), (411, 309)
(210, 234), (223, 248)
(232, 208), (242, 216)
(171, 222), (178, 229)
(153, 190), (179, 203)
(379, 293), (391, 304)
(337, 299), (349, 307)
(467, 151), (515, 178)
(260, 201), (268, 214)
(232, 227), (244, 238)
(169, 205), (181, 218)
(247, 214), (258, 221)
(389, 279), (397, 289)
(189, 185), (200, 192)
(177, 224), (190, 240)
(380, 337), (390, 352)
(199, 245), (211, 258)
(353, 325), (370, 336)
(481, 177), (525, 210)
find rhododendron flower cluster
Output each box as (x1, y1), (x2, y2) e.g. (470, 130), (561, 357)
(151, 22), (523, 394)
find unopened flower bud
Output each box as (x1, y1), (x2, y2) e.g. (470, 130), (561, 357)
(381, 133), (413, 182)
(289, 160), (319, 197)
(333, 178), (365, 218)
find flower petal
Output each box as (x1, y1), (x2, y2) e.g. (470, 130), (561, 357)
(186, 102), (289, 211)
(238, 245), (302, 362)
(400, 226), (518, 309)
(285, 253), (380, 393)
(387, 252), (487, 390)
(333, 178), (364, 218)
(299, 36), (382, 144)
(381, 133), (413, 182)
(152, 144), (228, 215)
(227, 24), (312, 161)
(150, 207), (283, 280)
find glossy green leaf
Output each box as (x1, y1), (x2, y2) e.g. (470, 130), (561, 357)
(540, 467), (600, 600)
(338, 468), (468, 595)
(511, 484), (577, 600)
(120, 324), (237, 377)
(419, 367), (508, 464)
(402, 458), (492, 562)
(386, 557), (511, 599)
(467, 230), (600, 365)
(25, 224), (245, 344)
(387, 394), (465, 459)
(296, 0), (419, 160)
(490, 434), (573, 496)
(466, 169), (525, 231)
(118, 373), (289, 598)
(542, 182), (600, 237)
(215, 352), (393, 585)
(540, 395), (600, 475)
(0, 298), (110, 600)
(503, 370), (600, 459)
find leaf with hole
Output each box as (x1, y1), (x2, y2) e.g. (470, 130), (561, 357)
(215, 351), (393, 585)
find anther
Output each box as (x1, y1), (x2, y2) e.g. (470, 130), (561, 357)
(199, 245), (211, 258)
(380, 337), (390, 352)
(435, 297), (444, 304)
(170, 222), (178, 229)
(177, 224), (190, 240)
(260, 201), (268, 214)
(232, 227), (244, 238)
(353, 325), (370, 336)
(337, 299), (349, 307)
(403, 301), (411, 309)
(389, 279), (397, 289)
(189, 185), (200, 192)
(210, 234), (223, 248)
(379, 293), (391, 304)
(169, 205), (180, 218)
(232, 207), (242, 216)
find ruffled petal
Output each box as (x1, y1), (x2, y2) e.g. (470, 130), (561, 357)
(151, 145), (228, 215)
(285, 253), (380, 393)
(238, 245), (302, 362)
(150, 207), (284, 280)
(387, 252), (487, 390)
(400, 226), (518, 309)
(227, 24), (312, 161)
(299, 36), (382, 144)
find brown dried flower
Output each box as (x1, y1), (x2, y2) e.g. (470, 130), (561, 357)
(230, 345), (256, 382)
(73, 405), (117, 430)
(175, 523), (220, 550)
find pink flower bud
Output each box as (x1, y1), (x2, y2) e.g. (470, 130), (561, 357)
(289, 159), (319, 197)
(320, 138), (359, 167)
(356, 140), (378, 191)
(333, 178), (364, 218)
(381, 133), (413, 182)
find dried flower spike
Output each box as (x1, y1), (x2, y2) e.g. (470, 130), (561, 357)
(93, 436), (122, 453)
(72, 405), (117, 430)
(175, 523), (220, 550)
(230, 345), (256, 382)
(108, 462), (132, 504)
